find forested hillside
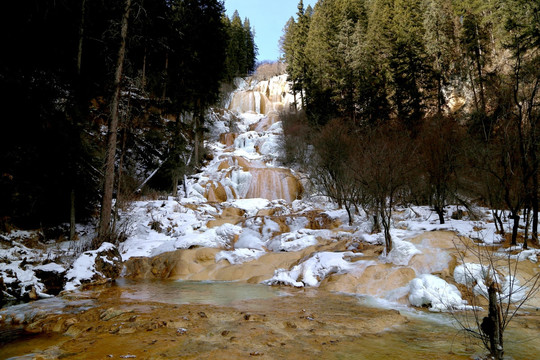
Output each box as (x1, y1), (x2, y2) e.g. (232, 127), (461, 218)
(0, 0), (257, 242)
(281, 0), (540, 250)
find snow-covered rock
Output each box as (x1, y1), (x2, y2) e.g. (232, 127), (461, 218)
(263, 252), (364, 287)
(384, 238), (421, 266)
(215, 248), (266, 265)
(454, 263), (528, 303)
(408, 274), (470, 312)
(234, 228), (264, 250)
(65, 242), (123, 291)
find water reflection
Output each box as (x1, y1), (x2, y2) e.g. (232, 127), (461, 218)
(116, 278), (285, 306)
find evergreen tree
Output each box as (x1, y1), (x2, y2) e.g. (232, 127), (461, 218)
(389, 0), (429, 133)
(423, 0), (459, 112)
(243, 18), (258, 75)
(222, 10), (258, 82)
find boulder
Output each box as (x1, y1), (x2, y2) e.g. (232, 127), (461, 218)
(64, 243), (123, 290)
(94, 244), (123, 280)
(34, 264), (66, 295)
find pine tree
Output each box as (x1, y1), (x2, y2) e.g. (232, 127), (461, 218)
(389, 0), (429, 133)
(243, 18), (258, 75)
(98, 0), (133, 243)
(423, 0), (459, 112)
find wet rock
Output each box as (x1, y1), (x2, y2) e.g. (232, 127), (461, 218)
(100, 308), (128, 321)
(205, 181), (230, 202)
(65, 318), (78, 328)
(0, 276), (4, 305)
(94, 244), (123, 280)
(65, 243), (123, 290)
(219, 133), (238, 147)
(119, 327), (136, 335)
(34, 266), (66, 295)
(285, 321), (297, 329)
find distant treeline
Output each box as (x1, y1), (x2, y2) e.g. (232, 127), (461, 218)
(281, 0), (540, 250)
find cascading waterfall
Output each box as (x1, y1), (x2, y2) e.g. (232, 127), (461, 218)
(202, 74), (302, 203)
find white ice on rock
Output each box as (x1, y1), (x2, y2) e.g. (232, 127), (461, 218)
(263, 252), (364, 287)
(265, 229), (318, 252)
(408, 274), (472, 312)
(234, 228), (264, 250)
(215, 248), (266, 265)
(454, 263), (528, 303)
(229, 198), (271, 216)
(65, 242), (117, 291)
(384, 238), (422, 266)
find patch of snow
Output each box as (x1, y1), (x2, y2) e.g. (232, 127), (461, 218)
(215, 248), (266, 265)
(229, 198), (271, 216)
(383, 238), (421, 266)
(263, 251), (364, 287)
(265, 230), (318, 252)
(408, 274), (471, 312)
(261, 218), (281, 240)
(33, 263), (66, 273)
(234, 228), (264, 250)
(64, 242), (116, 291)
(454, 263), (529, 303)
(454, 263), (499, 298)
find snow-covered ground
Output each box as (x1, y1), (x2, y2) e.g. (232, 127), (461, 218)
(1, 75), (539, 315)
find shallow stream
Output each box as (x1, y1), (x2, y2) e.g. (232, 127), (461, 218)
(1, 280), (539, 359)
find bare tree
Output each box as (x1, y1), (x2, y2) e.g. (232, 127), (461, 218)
(356, 125), (417, 253)
(96, 0), (132, 247)
(452, 236), (540, 360)
(417, 114), (463, 224)
(310, 118), (360, 225)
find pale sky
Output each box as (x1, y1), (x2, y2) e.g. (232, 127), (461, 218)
(223, 0), (318, 62)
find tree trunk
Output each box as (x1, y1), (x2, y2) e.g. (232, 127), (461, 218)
(172, 112), (182, 196)
(372, 215), (380, 233)
(0, 276), (4, 306)
(70, 189), (76, 240)
(487, 283), (504, 360)
(193, 105), (203, 167)
(172, 174), (179, 197)
(113, 126), (128, 233)
(474, 23), (486, 112)
(162, 52), (169, 100)
(69, 0), (86, 242)
(141, 47), (147, 91)
(97, 0), (132, 244)
(523, 207), (530, 250)
(381, 209), (392, 254)
(511, 213), (519, 246)
(292, 78), (298, 113)
(435, 206), (445, 225)
(384, 225), (392, 254)
(345, 204), (353, 226)
(492, 210), (505, 235)
(533, 193), (539, 245)
(77, 0), (86, 76)
(531, 147), (539, 245)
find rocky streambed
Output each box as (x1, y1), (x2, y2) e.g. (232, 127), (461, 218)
(0, 282), (466, 360)
(2, 280), (540, 360)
